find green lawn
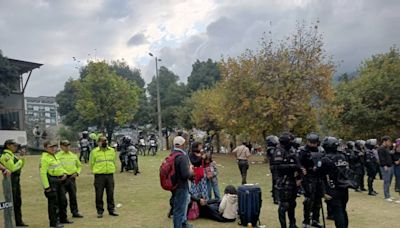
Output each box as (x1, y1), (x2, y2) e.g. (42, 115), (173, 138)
(8, 151), (400, 227)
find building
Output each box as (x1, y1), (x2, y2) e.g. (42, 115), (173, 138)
(0, 58), (42, 145)
(25, 96), (60, 127)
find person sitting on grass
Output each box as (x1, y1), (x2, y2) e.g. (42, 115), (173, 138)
(218, 185), (238, 222)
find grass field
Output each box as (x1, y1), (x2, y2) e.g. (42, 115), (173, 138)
(3, 151), (400, 228)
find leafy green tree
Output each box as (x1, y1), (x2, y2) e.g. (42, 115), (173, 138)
(0, 50), (20, 97)
(56, 78), (88, 131)
(75, 61), (141, 141)
(109, 60), (145, 88)
(187, 59), (221, 91)
(147, 66), (189, 129)
(335, 47), (400, 139)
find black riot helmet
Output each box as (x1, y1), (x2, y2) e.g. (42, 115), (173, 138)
(365, 139), (377, 150)
(266, 135), (279, 147)
(346, 141), (355, 150)
(279, 132), (294, 149)
(293, 137), (303, 148)
(306, 132), (320, 144)
(355, 140), (365, 150)
(322, 136), (339, 153)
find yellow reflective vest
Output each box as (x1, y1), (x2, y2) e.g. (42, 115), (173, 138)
(89, 146), (116, 174)
(56, 150), (81, 175)
(0, 149), (25, 173)
(40, 152), (67, 189)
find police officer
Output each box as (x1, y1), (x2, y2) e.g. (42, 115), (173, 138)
(364, 139), (379, 196)
(56, 140), (84, 218)
(299, 133), (324, 228)
(89, 136), (119, 218)
(40, 140), (72, 228)
(266, 135), (280, 204)
(0, 139), (28, 227)
(274, 132), (302, 228)
(354, 140), (367, 191)
(321, 137), (355, 228)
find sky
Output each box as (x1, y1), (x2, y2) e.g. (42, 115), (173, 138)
(0, 0), (399, 97)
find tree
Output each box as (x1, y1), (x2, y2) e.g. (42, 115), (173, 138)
(334, 47), (400, 139)
(187, 59), (221, 91)
(215, 21), (336, 140)
(75, 61), (141, 141)
(0, 50), (20, 97)
(147, 66), (189, 129)
(109, 60), (145, 88)
(56, 78), (88, 131)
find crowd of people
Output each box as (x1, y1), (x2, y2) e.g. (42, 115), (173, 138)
(0, 136), (119, 228)
(262, 133), (400, 228)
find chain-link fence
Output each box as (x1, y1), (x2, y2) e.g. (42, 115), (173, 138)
(1, 175), (15, 228)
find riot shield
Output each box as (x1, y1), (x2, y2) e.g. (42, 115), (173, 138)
(1, 175), (15, 228)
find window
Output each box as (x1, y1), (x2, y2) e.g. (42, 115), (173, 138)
(45, 106), (50, 111)
(33, 106), (39, 111)
(45, 112), (51, 117)
(45, 119), (50, 124)
(0, 110), (20, 130)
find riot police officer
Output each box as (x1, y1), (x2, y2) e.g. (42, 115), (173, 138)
(266, 135), (279, 204)
(365, 139), (379, 196)
(321, 137), (356, 228)
(119, 136), (130, 172)
(299, 133), (325, 228)
(354, 140), (366, 191)
(79, 131), (91, 163)
(274, 132), (302, 228)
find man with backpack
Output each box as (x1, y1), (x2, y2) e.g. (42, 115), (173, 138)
(161, 136), (193, 228)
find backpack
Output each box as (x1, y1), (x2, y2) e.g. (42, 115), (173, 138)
(160, 151), (183, 191)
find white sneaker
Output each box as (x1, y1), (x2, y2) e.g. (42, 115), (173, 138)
(385, 198), (393, 202)
(395, 200), (400, 204)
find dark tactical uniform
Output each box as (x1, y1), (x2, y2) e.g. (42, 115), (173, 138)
(299, 141), (325, 228)
(266, 135), (279, 204)
(274, 133), (301, 228)
(322, 137), (357, 228)
(364, 139), (379, 195)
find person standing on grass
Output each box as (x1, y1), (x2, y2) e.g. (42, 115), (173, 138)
(233, 142), (251, 185)
(392, 138), (400, 203)
(0, 139), (28, 227)
(171, 136), (193, 228)
(40, 140), (72, 228)
(89, 136), (119, 218)
(378, 136), (394, 202)
(56, 140), (84, 218)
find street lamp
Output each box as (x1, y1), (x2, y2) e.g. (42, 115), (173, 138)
(149, 52), (163, 150)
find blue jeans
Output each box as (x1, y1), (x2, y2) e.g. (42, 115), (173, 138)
(380, 166), (394, 199)
(394, 165), (400, 192)
(172, 187), (190, 228)
(207, 178), (221, 200)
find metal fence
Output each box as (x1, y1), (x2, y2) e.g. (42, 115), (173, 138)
(1, 175), (15, 228)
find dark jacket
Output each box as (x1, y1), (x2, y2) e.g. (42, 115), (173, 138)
(378, 146), (393, 167)
(173, 148), (192, 190)
(189, 153), (203, 168)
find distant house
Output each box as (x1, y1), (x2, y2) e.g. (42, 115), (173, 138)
(0, 58), (42, 145)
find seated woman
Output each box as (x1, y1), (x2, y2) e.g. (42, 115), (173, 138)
(189, 186), (237, 223)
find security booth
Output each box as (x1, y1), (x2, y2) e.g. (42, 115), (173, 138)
(0, 58), (42, 228)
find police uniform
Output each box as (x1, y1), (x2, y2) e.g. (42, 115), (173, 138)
(299, 145), (325, 228)
(40, 141), (70, 227)
(56, 140), (83, 217)
(89, 138), (118, 217)
(274, 134), (301, 228)
(0, 139), (27, 226)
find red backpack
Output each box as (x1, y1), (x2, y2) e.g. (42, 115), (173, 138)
(160, 151), (183, 191)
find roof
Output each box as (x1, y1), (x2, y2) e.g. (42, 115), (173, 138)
(7, 58), (43, 74)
